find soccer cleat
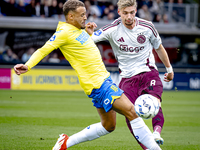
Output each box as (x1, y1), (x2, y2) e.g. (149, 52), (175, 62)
(52, 134), (69, 150)
(153, 131), (164, 146)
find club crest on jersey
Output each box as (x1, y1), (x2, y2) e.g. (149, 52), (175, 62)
(94, 30), (102, 36)
(137, 35), (146, 44)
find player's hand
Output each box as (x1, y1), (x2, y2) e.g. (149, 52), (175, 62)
(85, 22), (97, 35)
(164, 72), (174, 82)
(14, 64), (28, 75)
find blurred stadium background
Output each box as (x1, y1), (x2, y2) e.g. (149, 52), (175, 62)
(0, 0), (200, 90)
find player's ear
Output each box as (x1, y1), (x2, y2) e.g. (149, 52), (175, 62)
(135, 9), (137, 15)
(118, 9), (121, 16)
(68, 14), (73, 20)
(68, 12), (74, 21)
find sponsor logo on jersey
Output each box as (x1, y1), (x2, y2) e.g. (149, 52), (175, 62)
(94, 30), (102, 36)
(76, 31), (90, 45)
(49, 35), (56, 41)
(117, 37), (125, 42)
(119, 45), (144, 53)
(137, 35), (146, 44)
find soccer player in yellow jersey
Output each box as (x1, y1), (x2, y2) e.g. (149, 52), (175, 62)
(14, 0), (161, 150)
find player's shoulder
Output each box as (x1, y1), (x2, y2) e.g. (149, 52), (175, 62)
(57, 21), (76, 33)
(136, 17), (154, 27)
(136, 17), (158, 37)
(100, 17), (122, 32)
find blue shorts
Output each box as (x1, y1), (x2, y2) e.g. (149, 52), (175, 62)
(88, 76), (124, 112)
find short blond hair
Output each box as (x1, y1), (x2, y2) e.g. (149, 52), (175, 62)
(117, 0), (137, 10)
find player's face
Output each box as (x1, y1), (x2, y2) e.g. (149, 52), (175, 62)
(118, 6), (137, 29)
(73, 6), (87, 29)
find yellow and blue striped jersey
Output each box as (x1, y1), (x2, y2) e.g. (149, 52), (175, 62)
(25, 21), (110, 95)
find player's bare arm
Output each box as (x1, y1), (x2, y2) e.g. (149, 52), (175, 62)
(14, 64), (28, 75)
(85, 22), (97, 35)
(155, 44), (174, 82)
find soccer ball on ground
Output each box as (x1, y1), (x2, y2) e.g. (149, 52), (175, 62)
(134, 94), (160, 119)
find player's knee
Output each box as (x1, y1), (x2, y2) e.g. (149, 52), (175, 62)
(127, 104), (138, 121)
(102, 121), (116, 132)
(106, 124), (116, 132)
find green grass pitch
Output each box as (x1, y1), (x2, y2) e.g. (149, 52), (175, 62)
(0, 90), (200, 150)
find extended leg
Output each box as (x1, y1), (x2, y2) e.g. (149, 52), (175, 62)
(112, 94), (161, 150)
(52, 108), (116, 150)
(152, 107), (164, 145)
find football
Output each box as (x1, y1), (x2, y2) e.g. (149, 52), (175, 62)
(134, 94), (160, 119)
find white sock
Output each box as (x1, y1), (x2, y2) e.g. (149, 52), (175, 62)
(67, 122), (109, 148)
(130, 117), (161, 150)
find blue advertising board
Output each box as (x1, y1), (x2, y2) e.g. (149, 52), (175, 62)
(160, 72), (200, 90)
(110, 72), (200, 91)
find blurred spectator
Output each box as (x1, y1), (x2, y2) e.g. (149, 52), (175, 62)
(90, 3), (101, 17)
(23, 0), (32, 6)
(168, 0), (174, 3)
(107, 3), (118, 19)
(96, 1), (108, 15)
(0, 31), (8, 54)
(149, 0), (164, 22)
(138, 4), (153, 21)
(84, 0), (101, 19)
(102, 11), (115, 21)
(0, 0), (180, 23)
(150, 0), (164, 14)
(21, 47), (35, 62)
(41, 54), (49, 62)
(0, 0), (23, 16)
(137, 0), (153, 9)
(35, 0), (42, 17)
(2, 46), (19, 62)
(50, 0), (59, 18)
(152, 13), (162, 22)
(17, 0), (27, 15)
(162, 13), (169, 23)
(107, 12), (115, 20)
(48, 52), (60, 63)
(88, 12), (100, 22)
(25, 0), (36, 16)
(100, 2), (118, 20)
(57, 0), (64, 18)
(101, 7), (110, 19)
(176, 0), (185, 22)
(41, 0), (51, 18)
(170, 0), (185, 22)
(84, 0), (92, 18)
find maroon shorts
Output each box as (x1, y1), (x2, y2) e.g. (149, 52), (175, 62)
(119, 68), (163, 104)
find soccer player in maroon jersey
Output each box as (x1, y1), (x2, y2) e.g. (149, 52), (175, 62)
(87, 0), (174, 149)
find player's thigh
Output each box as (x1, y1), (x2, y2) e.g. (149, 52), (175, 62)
(143, 70), (163, 101)
(97, 108), (116, 132)
(112, 93), (138, 121)
(119, 78), (139, 104)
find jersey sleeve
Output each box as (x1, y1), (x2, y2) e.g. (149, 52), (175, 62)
(91, 29), (109, 43)
(25, 29), (68, 70)
(149, 24), (162, 50)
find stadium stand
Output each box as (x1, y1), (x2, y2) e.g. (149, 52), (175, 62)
(0, 0), (200, 70)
